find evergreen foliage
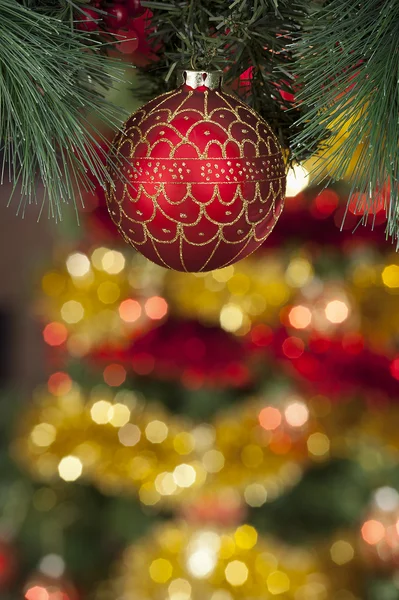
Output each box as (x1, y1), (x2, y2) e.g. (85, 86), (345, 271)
(292, 0), (399, 243)
(0, 0), (125, 219)
(138, 0), (318, 164)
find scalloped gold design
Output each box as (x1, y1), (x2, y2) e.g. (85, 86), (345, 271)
(106, 85), (286, 272)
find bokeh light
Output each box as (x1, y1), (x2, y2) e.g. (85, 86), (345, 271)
(66, 252), (91, 278)
(284, 400), (309, 427)
(145, 296), (168, 320)
(25, 586), (49, 600)
(288, 305), (312, 329)
(330, 540), (354, 565)
(31, 423), (56, 448)
(307, 433), (330, 458)
(58, 456), (83, 482)
(285, 258), (313, 288)
(43, 322), (68, 346)
(374, 487), (399, 512)
(361, 520), (385, 545)
(282, 337), (304, 359)
(173, 464), (196, 488)
(220, 304), (244, 333)
(103, 364), (126, 387)
(39, 554), (65, 578)
(61, 300), (84, 324)
(119, 299), (142, 323)
(149, 558), (173, 583)
(47, 372), (72, 396)
(145, 420), (168, 444)
(101, 250), (125, 274)
(225, 560), (248, 586)
(119, 521), (324, 599)
(285, 164), (309, 197)
(382, 264), (399, 288)
(91, 400), (113, 425)
(267, 570), (290, 595)
(259, 407), (282, 431)
(324, 300), (349, 324)
(118, 423), (141, 447)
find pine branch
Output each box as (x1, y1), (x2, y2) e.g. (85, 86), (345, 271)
(139, 0), (318, 163)
(0, 0), (127, 220)
(291, 0), (399, 243)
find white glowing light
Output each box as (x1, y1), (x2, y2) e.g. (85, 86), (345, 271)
(101, 250), (126, 274)
(374, 487), (399, 512)
(66, 253), (91, 277)
(39, 554), (65, 578)
(173, 464), (196, 488)
(285, 400), (309, 427)
(186, 531), (221, 579)
(286, 165), (309, 197)
(58, 455), (83, 481)
(325, 299), (349, 324)
(187, 549), (217, 578)
(220, 304), (243, 333)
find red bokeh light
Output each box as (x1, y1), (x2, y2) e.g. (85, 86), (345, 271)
(390, 358), (399, 380)
(269, 431), (292, 455)
(145, 296), (168, 320)
(25, 586), (49, 600)
(115, 27), (139, 54)
(119, 299), (142, 323)
(250, 324), (273, 347)
(43, 322), (68, 347)
(48, 372), (72, 396)
(103, 363), (127, 386)
(348, 191), (386, 216)
(361, 519), (385, 545)
(312, 190), (339, 218)
(259, 407), (282, 431)
(282, 336), (305, 359)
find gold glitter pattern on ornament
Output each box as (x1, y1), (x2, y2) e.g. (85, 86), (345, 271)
(106, 85), (285, 272)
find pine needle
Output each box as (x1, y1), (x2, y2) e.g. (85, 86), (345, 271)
(137, 0), (313, 163)
(0, 0), (127, 220)
(292, 0), (399, 244)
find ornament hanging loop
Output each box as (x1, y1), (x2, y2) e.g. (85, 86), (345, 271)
(179, 69), (223, 90)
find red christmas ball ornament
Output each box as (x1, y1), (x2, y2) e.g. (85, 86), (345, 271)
(75, 8), (100, 31)
(106, 70), (286, 272)
(104, 4), (129, 29)
(126, 0), (145, 18)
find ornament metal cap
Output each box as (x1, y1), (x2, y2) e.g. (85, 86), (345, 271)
(179, 69), (223, 90)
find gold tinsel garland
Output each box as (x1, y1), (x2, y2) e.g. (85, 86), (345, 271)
(39, 241), (399, 356)
(39, 247), (166, 356)
(13, 382), (204, 507)
(100, 520), (363, 600)
(14, 380), (399, 511)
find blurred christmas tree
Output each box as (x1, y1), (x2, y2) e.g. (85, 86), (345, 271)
(2, 149), (399, 599)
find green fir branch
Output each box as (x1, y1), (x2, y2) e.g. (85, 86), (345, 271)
(291, 0), (399, 243)
(0, 0), (127, 220)
(139, 0), (317, 163)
